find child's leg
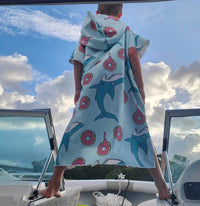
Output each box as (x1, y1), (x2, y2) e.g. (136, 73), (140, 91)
(149, 147), (170, 200)
(40, 166), (66, 198)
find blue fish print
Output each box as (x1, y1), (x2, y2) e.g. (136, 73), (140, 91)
(56, 121), (83, 165)
(84, 56), (95, 66)
(60, 122), (83, 152)
(125, 127), (150, 167)
(90, 74), (124, 121)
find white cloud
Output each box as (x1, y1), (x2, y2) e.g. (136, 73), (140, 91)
(35, 71), (74, 104)
(169, 60), (200, 109)
(0, 53), (75, 141)
(0, 117), (45, 131)
(170, 61), (200, 90)
(0, 52), (200, 148)
(52, 8), (66, 17)
(192, 143), (200, 153)
(0, 53), (32, 91)
(0, 91), (35, 109)
(0, 85), (3, 95)
(32, 69), (52, 84)
(0, 53), (53, 110)
(171, 116), (200, 134)
(0, 160), (17, 167)
(0, 53), (35, 106)
(142, 60), (200, 150)
(0, 25), (15, 35)
(35, 71), (75, 140)
(34, 136), (45, 146)
(69, 12), (80, 19)
(143, 62), (175, 106)
(169, 133), (200, 163)
(0, 7), (81, 42)
(142, 61), (176, 121)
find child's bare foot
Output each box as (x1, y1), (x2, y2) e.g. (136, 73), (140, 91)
(155, 180), (171, 200)
(40, 179), (61, 198)
(39, 166), (66, 198)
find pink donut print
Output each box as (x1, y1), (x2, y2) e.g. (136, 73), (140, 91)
(83, 73), (93, 85)
(103, 53), (116, 71)
(90, 20), (97, 31)
(80, 36), (90, 46)
(132, 106), (146, 125)
(81, 130), (96, 145)
(79, 96), (90, 110)
(124, 91), (128, 103)
(118, 49), (125, 60)
(97, 132), (111, 156)
(113, 126), (123, 141)
(104, 27), (117, 37)
(72, 158), (85, 165)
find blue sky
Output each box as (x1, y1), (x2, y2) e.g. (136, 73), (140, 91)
(1, 1), (200, 77)
(0, 0), (200, 151)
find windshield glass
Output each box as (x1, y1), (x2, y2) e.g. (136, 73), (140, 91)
(0, 116), (54, 181)
(165, 115), (200, 183)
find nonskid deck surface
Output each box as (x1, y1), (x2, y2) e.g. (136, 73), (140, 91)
(77, 191), (156, 206)
(65, 179), (157, 205)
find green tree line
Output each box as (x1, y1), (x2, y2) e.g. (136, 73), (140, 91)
(64, 165), (153, 181)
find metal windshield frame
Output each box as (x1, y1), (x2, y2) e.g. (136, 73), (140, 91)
(161, 108), (200, 204)
(0, 108), (58, 154)
(162, 108), (200, 153)
(0, 109), (63, 192)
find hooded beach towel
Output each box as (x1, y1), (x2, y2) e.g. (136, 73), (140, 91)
(56, 12), (155, 168)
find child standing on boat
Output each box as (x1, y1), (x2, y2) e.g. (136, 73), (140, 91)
(41, 4), (170, 200)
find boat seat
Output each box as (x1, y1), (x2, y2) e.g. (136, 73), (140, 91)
(174, 159), (200, 205)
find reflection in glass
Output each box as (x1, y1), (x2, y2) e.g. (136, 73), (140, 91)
(0, 116), (54, 181)
(166, 116), (200, 183)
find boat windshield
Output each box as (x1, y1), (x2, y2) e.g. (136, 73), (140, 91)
(0, 110), (55, 182)
(163, 110), (200, 183)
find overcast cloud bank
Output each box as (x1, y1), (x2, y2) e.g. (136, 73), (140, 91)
(0, 53), (200, 147)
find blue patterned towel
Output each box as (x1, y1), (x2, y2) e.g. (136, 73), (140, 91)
(56, 12), (155, 168)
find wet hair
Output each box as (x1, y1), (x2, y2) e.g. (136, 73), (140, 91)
(97, 4), (123, 17)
